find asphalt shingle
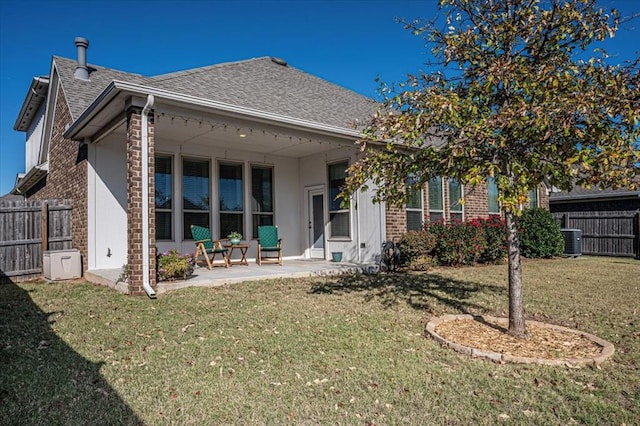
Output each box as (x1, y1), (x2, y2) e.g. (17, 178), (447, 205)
(54, 56), (377, 129)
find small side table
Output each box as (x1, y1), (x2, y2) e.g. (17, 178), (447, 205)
(223, 243), (250, 266)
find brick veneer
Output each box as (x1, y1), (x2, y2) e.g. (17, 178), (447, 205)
(385, 205), (407, 241)
(27, 89), (88, 272)
(386, 178), (550, 239)
(126, 107), (156, 296)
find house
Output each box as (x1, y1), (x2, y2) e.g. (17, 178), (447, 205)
(11, 37), (549, 296)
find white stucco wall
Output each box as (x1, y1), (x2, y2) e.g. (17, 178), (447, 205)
(298, 148), (384, 264)
(89, 135), (128, 269)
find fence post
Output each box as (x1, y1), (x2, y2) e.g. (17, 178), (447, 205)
(41, 202), (48, 252)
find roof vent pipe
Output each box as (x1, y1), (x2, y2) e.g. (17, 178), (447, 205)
(74, 37), (90, 81)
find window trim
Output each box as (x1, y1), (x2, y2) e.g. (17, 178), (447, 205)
(428, 176), (445, 223)
(218, 160), (245, 240)
(528, 187), (539, 209)
(487, 176), (501, 214)
(182, 156), (212, 241)
(154, 153), (174, 241)
(406, 175), (424, 231)
(250, 163), (275, 240)
(448, 178), (464, 222)
(327, 159), (351, 240)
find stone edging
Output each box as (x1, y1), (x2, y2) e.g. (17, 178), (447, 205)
(425, 314), (615, 367)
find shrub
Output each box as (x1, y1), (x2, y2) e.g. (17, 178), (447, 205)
(396, 230), (436, 266)
(428, 220), (487, 266)
(517, 208), (564, 258)
(470, 215), (508, 264)
(157, 249), (195, 281)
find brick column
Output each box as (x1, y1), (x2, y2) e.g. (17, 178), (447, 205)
(126, 106), (156, 295)
(385, 205), (406, 241)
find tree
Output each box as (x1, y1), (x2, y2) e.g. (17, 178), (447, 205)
(344, 0), (639, 338)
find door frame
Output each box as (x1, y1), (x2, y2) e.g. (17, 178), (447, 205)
(304, 185), (326, 259)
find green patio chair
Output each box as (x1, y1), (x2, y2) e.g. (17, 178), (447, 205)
(190, 225), (229, 269)
(257, 225), (282, 265)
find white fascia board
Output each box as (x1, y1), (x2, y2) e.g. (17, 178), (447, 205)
(64, 80), (363, 141)
(13, 76), (50, 131)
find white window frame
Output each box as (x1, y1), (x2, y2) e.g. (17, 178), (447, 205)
(154, 153), (174, 241)
(487, 176), (501, 214)
(182, 157), (212, 240)
(218, 161), (245, 240)
(428, 177), (445, 223)
(448, 178), (464, 222)
(528, 187), (539, 209)
(250, 163), (275, 239)
(406, 175), (424, 231)
(327, 160), (351, 240)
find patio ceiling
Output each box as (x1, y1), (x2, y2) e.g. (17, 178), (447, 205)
(108, 105), (359, 158)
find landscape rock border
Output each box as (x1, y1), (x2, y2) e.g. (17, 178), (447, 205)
(426, 314), (615, 367)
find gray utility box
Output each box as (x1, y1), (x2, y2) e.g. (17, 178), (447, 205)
(560, 229), (582, 257)
(43, 249), (82, 280)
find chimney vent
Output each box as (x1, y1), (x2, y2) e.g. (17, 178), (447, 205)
(74, 37), (90, 80)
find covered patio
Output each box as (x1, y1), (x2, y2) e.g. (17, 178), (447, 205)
(85, 259), (376, 296)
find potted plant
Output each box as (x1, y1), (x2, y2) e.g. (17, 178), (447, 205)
(228, 232), (242, 245)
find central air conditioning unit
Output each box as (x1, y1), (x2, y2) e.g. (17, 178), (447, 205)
(560, 228), (582, 257)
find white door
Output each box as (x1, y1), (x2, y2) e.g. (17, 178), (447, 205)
(307, 187), (325, 259)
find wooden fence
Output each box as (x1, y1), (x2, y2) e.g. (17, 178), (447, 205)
(552, 210), (640, 258)
(0, 200), (72, 281)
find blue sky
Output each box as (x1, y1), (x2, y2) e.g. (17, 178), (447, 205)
(0, 0), (637, 195)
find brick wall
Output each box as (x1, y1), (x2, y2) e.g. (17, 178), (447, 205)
(386, 178), (549, 235)
(126, 108), (156, 296)
(27, 89), (88, 272)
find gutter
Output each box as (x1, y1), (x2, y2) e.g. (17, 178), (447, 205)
(14, 76), (50, 131)
(11, 163), (48, 195)
(550, 191), (640, 202)
(141, 95), (156, 299)
(64, 80), (363, 141)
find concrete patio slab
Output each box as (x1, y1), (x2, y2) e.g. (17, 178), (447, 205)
(85, 259), (376, 295)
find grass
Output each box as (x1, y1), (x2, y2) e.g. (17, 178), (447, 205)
(1, 256), (638, 425)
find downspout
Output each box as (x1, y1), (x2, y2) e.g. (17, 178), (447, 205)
(355, 189), (361, 263)
(141, 95), (156, 298)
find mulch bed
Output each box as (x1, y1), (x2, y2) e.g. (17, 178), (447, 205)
(435, 317), (604, 360)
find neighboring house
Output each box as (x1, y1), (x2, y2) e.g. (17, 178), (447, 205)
(550, 186), (640, 214)
(11, 37), (549, 296)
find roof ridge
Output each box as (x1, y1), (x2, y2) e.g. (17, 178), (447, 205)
(150, 56), (272, 82)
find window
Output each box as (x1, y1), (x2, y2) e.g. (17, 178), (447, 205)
(155, 155), (173, 240)
(183, 158), (210, 239)
(328, 161), (350, 238)
(406, 175), (423, 231)
(251, 165), (274, 239)
(428, 177), (444, 222)
(219, 163), (244, 239)
(488, 177), (500, 214)
(449, 179), (463, 222)
(528, 188), (539, 208)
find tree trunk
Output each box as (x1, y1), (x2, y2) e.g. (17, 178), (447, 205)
(505, 210), (527, 338)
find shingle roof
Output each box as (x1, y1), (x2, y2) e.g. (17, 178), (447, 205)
(549, 185), (640, 201)
(54, 56), (376, 129)
(54, 56), (149, 120)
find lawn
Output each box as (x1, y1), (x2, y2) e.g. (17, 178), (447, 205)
(1, 256), (638, 425)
